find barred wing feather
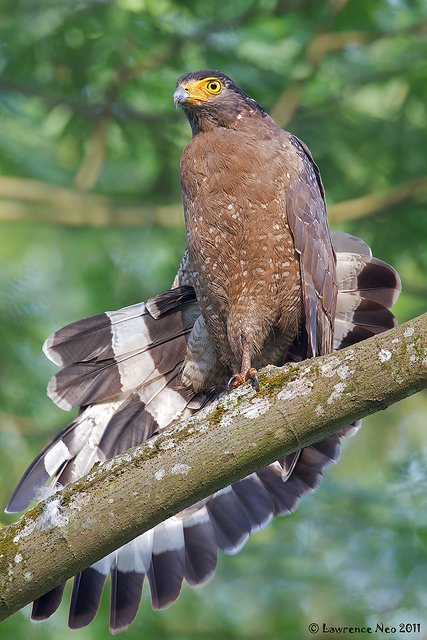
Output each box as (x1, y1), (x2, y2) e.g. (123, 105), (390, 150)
(7, 242), (400, 632)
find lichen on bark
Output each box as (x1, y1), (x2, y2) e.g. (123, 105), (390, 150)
(0, 313), (426, 622)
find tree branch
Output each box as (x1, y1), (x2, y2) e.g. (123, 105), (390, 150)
(0, 314), (426, 619)
(73, 117), (109, 192)
(327, 174), (427, 223)
(270, 19), (427, 128)
(270, 31), (373, 127)
(1, 173), (426, 228)
(0, 177), (182, 227)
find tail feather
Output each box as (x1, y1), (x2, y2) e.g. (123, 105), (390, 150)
(68, 569), (107, 629)
(330, 230), (371, 256)
(232, 474), (275, 531)
(332, 231), (401, 351)
(43, 311), (115, 366)
(206, 487), (252, 555)
(5, 416), (96, 513)
(98, 392), (159, 456)
(46, 288), (199, 410)
(7, 234), (401, 631)
(183, 510), (218, 587)
(31, 583), (66, 621)
(148, 520), (186, 609)
(109, 569), (144, 633)
(336, 296), (396, 333)
(336, 255), (400, 307)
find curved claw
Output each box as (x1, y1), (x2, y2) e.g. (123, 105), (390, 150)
(248, 368), (260, 392)
(227, 373), (246, 391)
(227, 369), (260, 392)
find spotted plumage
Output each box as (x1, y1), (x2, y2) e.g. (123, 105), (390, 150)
(6, 70), (401, 633)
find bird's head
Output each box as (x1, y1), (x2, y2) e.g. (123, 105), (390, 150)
(174, 70), (266, 134)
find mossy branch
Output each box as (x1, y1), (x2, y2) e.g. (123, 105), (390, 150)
(1, 314), (427, 621)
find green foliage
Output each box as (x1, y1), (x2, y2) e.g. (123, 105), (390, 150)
(0, 1), (426, 638)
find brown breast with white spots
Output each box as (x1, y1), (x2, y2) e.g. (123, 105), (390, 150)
(180, 119), (304, 373)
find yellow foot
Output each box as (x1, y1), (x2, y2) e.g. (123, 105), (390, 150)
(227, 367), (260, 392)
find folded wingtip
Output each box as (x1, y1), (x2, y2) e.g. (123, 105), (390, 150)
(43, 333), (63, 366)
(46, 376), (73, 411)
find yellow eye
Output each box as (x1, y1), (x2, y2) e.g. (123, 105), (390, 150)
(206, 79), (222, 95)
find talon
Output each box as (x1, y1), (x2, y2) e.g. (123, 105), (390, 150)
(227, 368), (260, 392)
(247, 368), (260, 391)
(227, 373), (245, 391)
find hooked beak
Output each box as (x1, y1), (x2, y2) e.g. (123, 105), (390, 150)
(173, 85), (190, 107)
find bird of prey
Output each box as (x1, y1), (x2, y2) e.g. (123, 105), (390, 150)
(6, 70), (401, 633)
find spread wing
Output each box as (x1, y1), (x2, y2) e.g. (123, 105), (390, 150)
(6, 236), (400, 632)
(287, 134), (337, 357)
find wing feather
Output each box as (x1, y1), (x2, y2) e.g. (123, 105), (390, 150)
(287, 134), (337, 357)
(8, 221), (401, 630)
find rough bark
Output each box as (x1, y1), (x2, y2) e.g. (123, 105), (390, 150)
(0, 314), (426, 621)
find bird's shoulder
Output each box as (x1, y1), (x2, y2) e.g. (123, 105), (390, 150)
(181, 121), (303, 176)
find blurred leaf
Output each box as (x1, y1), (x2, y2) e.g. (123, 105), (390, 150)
(1, 1), (427, 638)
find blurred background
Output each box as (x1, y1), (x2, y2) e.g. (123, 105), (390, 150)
(1, 0), (427, 638)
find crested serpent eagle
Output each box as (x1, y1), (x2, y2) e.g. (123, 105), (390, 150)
(6, 70), (401, 632)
